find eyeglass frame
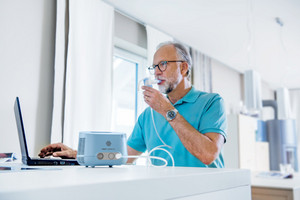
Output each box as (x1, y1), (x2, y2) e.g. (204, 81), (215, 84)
(147, 60), (186, 74)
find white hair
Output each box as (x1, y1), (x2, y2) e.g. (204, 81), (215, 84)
(156, 41), (192, 80)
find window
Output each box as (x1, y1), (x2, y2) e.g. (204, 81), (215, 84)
(111, 47), (147, 139)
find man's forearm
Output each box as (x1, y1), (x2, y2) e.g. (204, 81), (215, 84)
(126, 145), (142, 164)
(168, 113), (224, 165)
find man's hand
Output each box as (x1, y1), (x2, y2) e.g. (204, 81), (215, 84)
(142, 86), (173, 116)
(38, 143), (77, 159)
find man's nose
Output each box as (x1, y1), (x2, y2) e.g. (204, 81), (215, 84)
(154, 67), (161, 76)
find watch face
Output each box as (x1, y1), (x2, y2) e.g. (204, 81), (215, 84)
(167, 110), (177, 121)
(168, 111), (176, 118)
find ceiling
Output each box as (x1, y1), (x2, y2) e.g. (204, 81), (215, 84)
(104, 0), (300, 90)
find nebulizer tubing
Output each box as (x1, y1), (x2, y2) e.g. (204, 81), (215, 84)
(134, 77), (175, 167)
(150, 109), (171, 148)
(148, 144), (175, 167)
(122, 155), (168, 167)
(122, 145), (174, 167)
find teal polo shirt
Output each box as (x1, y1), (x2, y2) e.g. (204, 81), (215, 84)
(127, 86), (227, 167)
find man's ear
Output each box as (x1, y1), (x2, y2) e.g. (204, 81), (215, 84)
(180, 62), (189, 77)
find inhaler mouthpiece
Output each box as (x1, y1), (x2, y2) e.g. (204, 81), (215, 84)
(138, 77), (161, 90)
(143, 78), (161, 86)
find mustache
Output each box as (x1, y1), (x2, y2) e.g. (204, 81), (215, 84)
(156, 76), (166, 81)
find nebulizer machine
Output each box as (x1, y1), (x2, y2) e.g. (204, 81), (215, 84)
(77, 77), (174, 168)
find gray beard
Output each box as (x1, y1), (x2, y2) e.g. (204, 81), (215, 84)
(159, 83), (174, 94)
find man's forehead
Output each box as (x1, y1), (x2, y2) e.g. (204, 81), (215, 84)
(153, 45), (177, 62)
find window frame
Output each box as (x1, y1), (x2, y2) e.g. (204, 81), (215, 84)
(112, 46), (147, 134)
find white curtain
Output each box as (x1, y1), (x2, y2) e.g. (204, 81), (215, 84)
(190, 49), (212, 93)
(51, 0), (114, 149)
(50, 0), (69, 143)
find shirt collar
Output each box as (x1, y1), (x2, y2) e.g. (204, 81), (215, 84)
(168, 86), (200, 106)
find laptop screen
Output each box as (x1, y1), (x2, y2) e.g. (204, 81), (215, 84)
(14, 97), (30, 162)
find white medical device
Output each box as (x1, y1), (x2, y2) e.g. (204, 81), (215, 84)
(77, 131), (128, 168)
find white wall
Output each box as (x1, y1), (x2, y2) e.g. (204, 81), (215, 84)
(0, 0), (56, 156)
(211, 59), (242, 115)
(211, 58), (275, 118)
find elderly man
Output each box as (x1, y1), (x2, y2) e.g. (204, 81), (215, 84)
(39, 41), (227, 167)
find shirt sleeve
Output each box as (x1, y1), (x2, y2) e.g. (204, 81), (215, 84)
(199, 94), (227, 142)
(127, 114), (147, 152)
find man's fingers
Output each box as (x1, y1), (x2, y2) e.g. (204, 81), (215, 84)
(38, 153), (45, 158)
(53, 150), (75, 159)
(141, 86), (156, 92)
(143, 89), (157, 98)
(41, 143), (64, 152)
(53, 151), (67, 158)
(39, 143), (74, 158)
(39, 143), (65, 158)
(48, 143), (64, 150)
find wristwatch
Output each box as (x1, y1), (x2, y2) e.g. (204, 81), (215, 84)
(166, 108), (178, 121)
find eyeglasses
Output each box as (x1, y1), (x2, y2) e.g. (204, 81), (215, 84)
(148, 60), (185, 74)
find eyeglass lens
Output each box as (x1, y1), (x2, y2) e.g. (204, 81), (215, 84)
(148, 61), (167, 74)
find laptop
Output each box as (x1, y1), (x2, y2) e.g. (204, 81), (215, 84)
(14, 97), (79, 166)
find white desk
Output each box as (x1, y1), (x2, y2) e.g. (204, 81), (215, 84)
(0, 164), (251, 200)
(252, 172), (300, 200)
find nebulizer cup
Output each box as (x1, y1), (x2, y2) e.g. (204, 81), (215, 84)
(138, 77), (161, 91)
